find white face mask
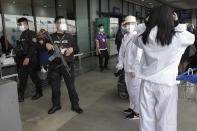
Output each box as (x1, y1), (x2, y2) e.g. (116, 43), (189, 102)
(125, 24), (136, 33)
(59, 24), (67, 31)
(19, 25), (25, 32)
(100, 28), (104, 32)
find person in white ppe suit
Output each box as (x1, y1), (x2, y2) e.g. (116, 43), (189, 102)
(133, 6), (195, 131)
(116, 16), (143, 120)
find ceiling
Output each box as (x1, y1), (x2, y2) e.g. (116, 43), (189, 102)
(126, 0), (197, 9)
(125, 0), (161, 8)
(156, 0), (197, 9)
(2, 0), (73, 8)
(3, 0), (197, 10)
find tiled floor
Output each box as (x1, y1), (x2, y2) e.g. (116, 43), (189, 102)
(19, 56), (197, 131)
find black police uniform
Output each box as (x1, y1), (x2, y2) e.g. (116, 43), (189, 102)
(16, 29), (42, 100)
(47, 32), (79, 109)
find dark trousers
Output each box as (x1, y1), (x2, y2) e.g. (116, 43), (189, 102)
(99, 49), (109, 68)
(48, 63), (79, 107)
(18, 64), (42, 96)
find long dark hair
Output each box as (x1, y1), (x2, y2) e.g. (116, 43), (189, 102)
(142, 6), (175, 46)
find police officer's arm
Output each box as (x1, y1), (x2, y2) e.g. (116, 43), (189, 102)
(70, 35), (79, 54)
(27, 32), (37, 59)
(66, 34), (77, 56)
(23, 32), (37, 66)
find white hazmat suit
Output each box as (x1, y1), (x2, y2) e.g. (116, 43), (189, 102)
(134, 23), (195, 131)
(116, 33), (143, 113)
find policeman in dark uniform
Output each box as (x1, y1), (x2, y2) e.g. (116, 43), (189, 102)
(16, 17), (43, 102)
(46, 16), (83, 114)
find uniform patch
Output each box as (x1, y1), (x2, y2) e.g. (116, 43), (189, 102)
(32, 38), (37, 43)
(62, 40), (68, 43)
(54, 41), (60, 43)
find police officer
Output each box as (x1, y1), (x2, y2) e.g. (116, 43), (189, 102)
(16, 17), (43, 102)
(46, 16), (83, 114)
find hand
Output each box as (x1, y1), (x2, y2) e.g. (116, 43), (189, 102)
(145, 16), (149, 22)
(39, 40), (44, 45)
(131, 72), (136, 78)
(23, 58), (29, 66)
(173, 12), (178, 21)
(46, 43), (53, 51)
(192, 24), (195, 29)
(98, 49), (101, 55)
(65, 47), (73, 56)
(116, 69), (120, 73)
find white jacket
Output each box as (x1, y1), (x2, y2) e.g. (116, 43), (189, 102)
(116, 33), (143, 73)
(134, 23), (195, 86)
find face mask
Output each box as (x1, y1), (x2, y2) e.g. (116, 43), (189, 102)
(19, 25), (25, 32)
(100, 28), (104, 32)
(125, 24), (136, 33)
(59, 24), (67, 31)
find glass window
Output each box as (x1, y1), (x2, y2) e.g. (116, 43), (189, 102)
(34, 0), (56, 33)
(2, 0), (35, 49)
(101, 0), (108, 13)
(76, 0), (89, 53)
(135, 5), (141, 23)
(58, 0), (74, 19)
(129, 3), (134, 15)
(135, 5), (141, 16)
(110, 0), (122, 14)
(0, 15), (4, 53)
(123, 2), (128, 16)
(142, 7), (145, 18)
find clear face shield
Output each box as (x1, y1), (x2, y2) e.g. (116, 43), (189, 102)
(124, 22), (137, 33)
(56, 18), (68, 31)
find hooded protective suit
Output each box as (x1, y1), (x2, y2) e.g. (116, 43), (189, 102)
(116, 33), (143, 113)
(134, 23), (195, 131)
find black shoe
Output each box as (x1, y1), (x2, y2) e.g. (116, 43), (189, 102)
(18, 95), (24, 103)
(71, 106), (83, 114)
(124, 108), (133, 114)
(126, 112), (139, 120)
(32, 93), (43, 100)
(48, 106), (61, 114)
(104, 67), (110, 70)
(100, 67), (104, 72)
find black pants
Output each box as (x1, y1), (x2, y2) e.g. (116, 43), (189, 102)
(99, 50), (109, 68)
(48, 63), (79, 107)
(18, 64), (42, 96)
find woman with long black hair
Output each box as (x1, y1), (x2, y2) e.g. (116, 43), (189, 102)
(134, 6), (195, 131)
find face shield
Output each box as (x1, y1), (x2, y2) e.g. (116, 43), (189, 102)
(124, 22), (137, 33)
(57, 18), (68, 31)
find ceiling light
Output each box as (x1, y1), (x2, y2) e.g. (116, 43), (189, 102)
(12, 1), (16, 4)
(148, 2), (152, 4)
(43, 5), (47, 8)
(58, 4), (62, 7)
